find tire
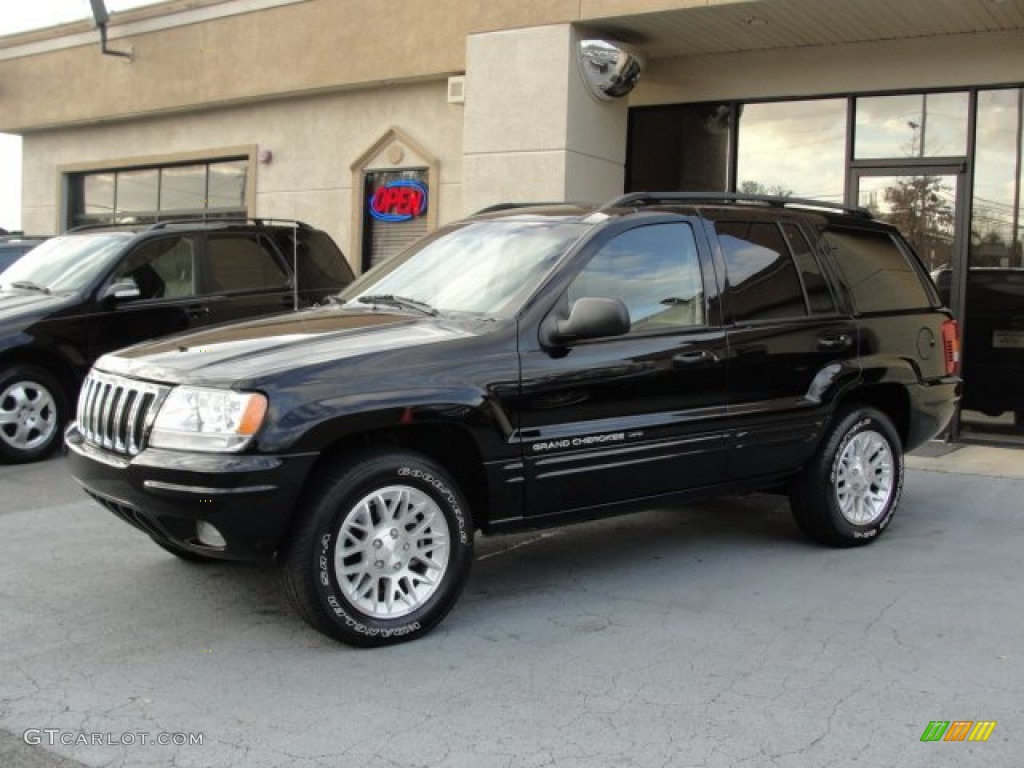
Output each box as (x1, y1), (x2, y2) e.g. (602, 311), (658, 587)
(790, 406), (904, 547)
(0, 364), (66, 464)
(279, 450), (474, 647)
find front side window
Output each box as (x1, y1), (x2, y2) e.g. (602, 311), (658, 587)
(112, 237), (196, 299)
(717, 221), (807, 322)
(568, 223), (705, 332)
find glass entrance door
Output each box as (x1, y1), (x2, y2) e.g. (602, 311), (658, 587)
(855, 168), (1024, 442)
(853, 170), (963, 276)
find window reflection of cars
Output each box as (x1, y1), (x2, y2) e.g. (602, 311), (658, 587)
(932, 266), (1024, 424)
(0, 221), (353, 463)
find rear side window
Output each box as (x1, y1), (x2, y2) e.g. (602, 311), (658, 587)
(824, 228), (932, 313)
(206, 235), (288, 292)
(716, 221), (806, 322)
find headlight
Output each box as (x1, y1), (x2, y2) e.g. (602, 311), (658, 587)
(149, 386), (267, 452)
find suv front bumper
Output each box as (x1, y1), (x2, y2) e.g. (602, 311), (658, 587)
(65, 423), (318, 561)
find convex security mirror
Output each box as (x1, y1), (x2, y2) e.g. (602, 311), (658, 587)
(578, 39), (645, 101)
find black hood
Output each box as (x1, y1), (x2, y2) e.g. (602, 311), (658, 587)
(94, 306), (484, 386)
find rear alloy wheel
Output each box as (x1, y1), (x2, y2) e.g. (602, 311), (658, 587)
(280, 450), (473, 647)
(790, 406), (904, 547)
(0, 365), (65, 463)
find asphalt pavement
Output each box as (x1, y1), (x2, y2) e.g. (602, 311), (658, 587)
(1, 448), (1021, 767)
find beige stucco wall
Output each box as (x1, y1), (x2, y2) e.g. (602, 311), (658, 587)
(20, 80), (464, 266)
(0, 0), (764, 134)
(0, 0), (468, 133)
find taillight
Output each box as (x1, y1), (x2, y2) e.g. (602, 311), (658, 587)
(941, 318), (960, 375)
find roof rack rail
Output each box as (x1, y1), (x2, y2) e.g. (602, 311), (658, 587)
(600, 192), (873, 219)
(65, 217), (313, 234)
(144, 217), (313, 231)
(472, 201), (591, 215)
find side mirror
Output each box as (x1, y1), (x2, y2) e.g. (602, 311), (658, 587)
(102, 279), (141, 302)
(543, 297), (630, 346)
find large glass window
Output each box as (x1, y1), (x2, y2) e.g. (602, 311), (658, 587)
(159, 165), (207, 214)
(972, 89), (1023, 269)
(737, 99), (847, 202)
(855, 93), (969, 159)
(626, 104), (731, 192)
(69, 158), (248, 228)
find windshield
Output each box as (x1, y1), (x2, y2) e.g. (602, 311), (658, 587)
(342, 220), (588, 315)
(0, 234), (132, 293)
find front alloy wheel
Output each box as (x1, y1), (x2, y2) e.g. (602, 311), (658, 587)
(280, 450), (473, 647)
(335, 485), (450, 620)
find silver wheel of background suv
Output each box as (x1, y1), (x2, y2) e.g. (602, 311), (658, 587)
(0, 368), (61, 461)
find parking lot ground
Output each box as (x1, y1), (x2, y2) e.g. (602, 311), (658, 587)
(1, 450), (1022, 768)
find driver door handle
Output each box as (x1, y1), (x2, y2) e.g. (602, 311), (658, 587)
(673, 349), (719, 366)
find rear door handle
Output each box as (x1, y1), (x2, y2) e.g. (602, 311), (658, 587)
(185, 305), (210, 320)
(818, 333), (853, 351)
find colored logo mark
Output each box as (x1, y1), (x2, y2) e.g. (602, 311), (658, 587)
(920, 720), (997, 742)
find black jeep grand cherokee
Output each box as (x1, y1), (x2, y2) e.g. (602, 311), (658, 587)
(67, 193), (961, 647)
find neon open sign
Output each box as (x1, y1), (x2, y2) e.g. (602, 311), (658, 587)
(369, 180), (428, 222)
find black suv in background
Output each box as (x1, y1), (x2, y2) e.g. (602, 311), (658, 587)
(0, 235), (47, 272)
(0, 219), (353, 462)
(933, 267), (1024, 425)
(67, 193), (961, 646)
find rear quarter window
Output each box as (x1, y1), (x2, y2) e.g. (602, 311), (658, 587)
(823, 227), (933, 313)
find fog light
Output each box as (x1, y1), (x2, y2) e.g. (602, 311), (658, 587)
(196, 521), (227, 549)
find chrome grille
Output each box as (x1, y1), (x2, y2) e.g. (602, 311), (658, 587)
(77, 371), (170, 455)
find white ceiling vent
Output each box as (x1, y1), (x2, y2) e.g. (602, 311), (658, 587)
(447, 76), (466, 105)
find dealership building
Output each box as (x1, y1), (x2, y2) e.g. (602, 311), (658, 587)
(1, 0), (1022, 443)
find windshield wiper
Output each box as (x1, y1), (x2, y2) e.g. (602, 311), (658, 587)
(10, 281), (51, 294)
(356, 294), (438, 316)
